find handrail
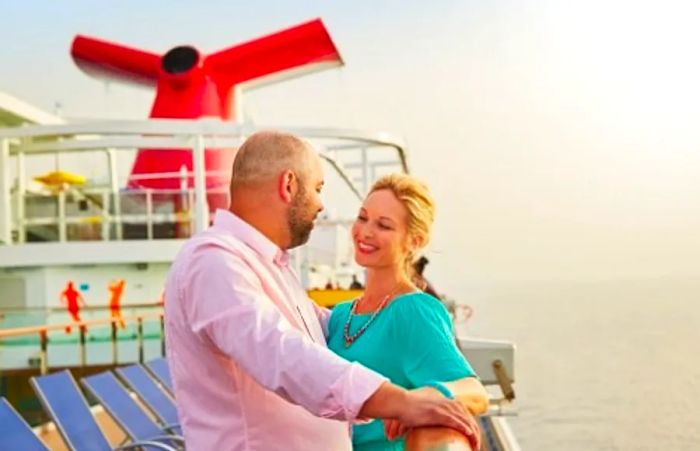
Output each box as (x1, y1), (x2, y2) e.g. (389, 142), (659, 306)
(405, 379), (489, 451)
(0, 312), (163, 338)
(1, 119), (409, 246)
(405, 427), (473, 451)
(0, 312), (165, 375)
(0, 302), (163, 315)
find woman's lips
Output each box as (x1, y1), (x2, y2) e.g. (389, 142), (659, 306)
(356, 240), (378, 255)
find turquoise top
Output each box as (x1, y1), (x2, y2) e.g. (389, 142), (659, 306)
(327, 292), (477, 451)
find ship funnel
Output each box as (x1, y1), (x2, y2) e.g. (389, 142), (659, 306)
(162, 46), (200, 75)
(70, 18), (343, 210)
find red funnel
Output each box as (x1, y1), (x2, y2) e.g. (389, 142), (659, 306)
(71, 19), (343, 197)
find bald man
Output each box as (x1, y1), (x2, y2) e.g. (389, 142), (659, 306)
(164, 131), (476, 450)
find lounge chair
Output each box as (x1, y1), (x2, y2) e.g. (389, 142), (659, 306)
(82, 371), (184, 449)
(144, 358), (174, 394)
(115, 365), (180, 434)
(30, 370), (178, 451)
(0, 397), (50, 451)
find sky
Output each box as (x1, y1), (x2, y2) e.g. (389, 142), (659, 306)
(2, 0), (699, 294)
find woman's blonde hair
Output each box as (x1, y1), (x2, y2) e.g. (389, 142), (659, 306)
(369, 173), (435, 274)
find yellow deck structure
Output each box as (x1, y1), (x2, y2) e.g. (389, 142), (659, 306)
(307, 289), (363, 308)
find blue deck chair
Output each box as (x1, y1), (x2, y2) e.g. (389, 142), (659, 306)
(82, 371), (184, 450)
(30, 370), (178, 451)
(0, 397), (50, 451)
(144, 358), (174, 394)
(116, 365), (180, 434)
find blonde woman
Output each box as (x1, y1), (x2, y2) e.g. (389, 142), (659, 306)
(328, 174), (488, 451)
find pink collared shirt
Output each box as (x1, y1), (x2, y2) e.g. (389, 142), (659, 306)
(164, 209), (386, 451)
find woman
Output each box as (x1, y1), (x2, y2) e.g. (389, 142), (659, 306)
(327, 173), (488, 450)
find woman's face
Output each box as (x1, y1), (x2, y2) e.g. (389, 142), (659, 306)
(352, 189), (411, 270)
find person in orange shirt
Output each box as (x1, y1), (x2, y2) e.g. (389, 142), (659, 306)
(108, 279), (126, 329)
(60, 281), (85, 333)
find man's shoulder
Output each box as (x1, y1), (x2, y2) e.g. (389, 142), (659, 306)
(178, 229), (248, 258)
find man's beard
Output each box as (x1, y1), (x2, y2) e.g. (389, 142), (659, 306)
(287, 185), (315, 249)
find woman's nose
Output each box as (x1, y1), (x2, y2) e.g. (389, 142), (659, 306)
(359, 228), (374, 240)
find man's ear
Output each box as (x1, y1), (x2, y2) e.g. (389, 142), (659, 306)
(278, 170), (297, 203)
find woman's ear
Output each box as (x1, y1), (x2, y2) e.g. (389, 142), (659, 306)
(278, 170), (297, 203)
(410, 234), (424, 253)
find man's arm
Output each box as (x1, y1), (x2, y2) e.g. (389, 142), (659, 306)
(184, 247), (385, 421)
(183, 246), (479, 443)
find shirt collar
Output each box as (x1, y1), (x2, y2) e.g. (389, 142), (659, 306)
(212, 209), (290, 267)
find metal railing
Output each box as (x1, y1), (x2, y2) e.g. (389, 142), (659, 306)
(19, 185), (216, 243)
(0, 119), (409, 246)
(0, 312), (164, 375)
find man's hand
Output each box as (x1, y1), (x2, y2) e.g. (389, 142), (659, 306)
(381, 387), (481, 450)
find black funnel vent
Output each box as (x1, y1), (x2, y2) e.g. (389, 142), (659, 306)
(162, 46), (199, 74)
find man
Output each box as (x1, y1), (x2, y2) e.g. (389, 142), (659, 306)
(165, 131), (479, 450)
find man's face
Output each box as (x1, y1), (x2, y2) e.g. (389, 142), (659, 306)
(287, 154), (324, 248)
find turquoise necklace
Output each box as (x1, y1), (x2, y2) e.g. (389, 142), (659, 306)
(343, 293), (392, 347)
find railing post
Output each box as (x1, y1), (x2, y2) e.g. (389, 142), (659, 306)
(16, 149), (26, 243)
(79, 325), (87, 367)
(360, 147), (369, 194)
(39, 330), (48, 375)
(0, 139), (11, 245)
(191, 135), (209, 233)
(57, 190), (67, 242)
(111, 321), (118, 365)
(107, 149), (122, 240)
(137, 317), (144, 363)
(160, 314), (166, 357)
(146, 189), (154, 240)
(188, 188), (195, 236)
(101, 190), (110, 241)
(493, 359), (515, 401)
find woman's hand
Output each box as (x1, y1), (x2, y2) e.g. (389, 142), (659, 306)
(384, 386), (481, 450)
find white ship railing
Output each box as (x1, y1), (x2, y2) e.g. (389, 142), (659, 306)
(0, 119), (408, 246)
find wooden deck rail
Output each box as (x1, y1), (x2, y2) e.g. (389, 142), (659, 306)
(0, 312), (165, 374)
(0, 302), (163, 314)
(405, 379), (489, 451)
(0, 312), (163, 338)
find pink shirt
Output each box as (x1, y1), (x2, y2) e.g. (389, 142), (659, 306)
(164, 210), (386, 451)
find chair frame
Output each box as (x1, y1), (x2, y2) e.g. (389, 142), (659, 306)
(144, 358), (174, 394)
(81, 371), (184, 449)
(30, 370), (178, 451)
(116, 365), (181, 434)
(0, 397), (50, 451)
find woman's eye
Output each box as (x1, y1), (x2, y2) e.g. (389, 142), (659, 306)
(378, 223), (391, 230)
(357, 215), (367, 222)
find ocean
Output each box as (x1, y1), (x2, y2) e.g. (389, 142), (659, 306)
(456, 278), (700, 450)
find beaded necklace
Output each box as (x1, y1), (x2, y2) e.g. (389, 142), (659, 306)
(343, 292), (394, 348)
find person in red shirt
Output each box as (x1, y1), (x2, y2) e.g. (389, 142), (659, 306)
(108, 279), (126, 329)
(60, 281), (85, 333)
